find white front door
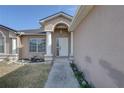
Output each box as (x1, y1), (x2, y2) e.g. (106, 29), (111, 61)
(56, 37), (68, 56)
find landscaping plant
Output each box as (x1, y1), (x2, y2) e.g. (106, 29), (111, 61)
(70, 63), (92, 88)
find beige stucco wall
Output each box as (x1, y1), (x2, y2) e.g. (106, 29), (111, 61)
(73, 6), (124, 88)
(0, 28), (18, 61)
(44, 16), (72, 31)
(43, 15), (72, 58)
(0, 28), (17, 54)
(0, 28), (9, 54)
(20, 35), (46, 59)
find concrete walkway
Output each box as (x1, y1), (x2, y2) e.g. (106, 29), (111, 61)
(45, 59), (80, 88)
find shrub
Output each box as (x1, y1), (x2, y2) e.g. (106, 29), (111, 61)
(70, 63), (92, 88)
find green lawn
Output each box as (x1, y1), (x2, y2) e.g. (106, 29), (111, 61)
(0, 62), (51, 88)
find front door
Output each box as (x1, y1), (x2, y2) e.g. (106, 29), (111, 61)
(56, 37), (68, 56)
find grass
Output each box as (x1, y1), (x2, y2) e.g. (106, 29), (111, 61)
(0, 61), (51, 88)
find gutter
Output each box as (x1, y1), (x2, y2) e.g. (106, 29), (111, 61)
(69, 5), (94, 31)
(16, 32), (46, 36)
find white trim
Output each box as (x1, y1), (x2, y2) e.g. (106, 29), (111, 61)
(69, 5), (94, 31)
(12, 38), (17, 54)
(57, 37), (69, 56)
(29, 38), (38, 53)
(0, 54), (18, 56)
(0, 31), (6, 54)
(29, 38), (46, 53)
(52, 21), (70, 31)
(70, 32), (73, 56)
(20, 34), (46, 36)
(40, 12), (72, 24)
(45, 31), (52, 56)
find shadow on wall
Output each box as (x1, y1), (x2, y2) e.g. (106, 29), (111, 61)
(85, 56), (92, 64)
(99, 59), (124, 88)
(83, 56), (94, 87)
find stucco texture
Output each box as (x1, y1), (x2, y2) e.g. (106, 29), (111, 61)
(44, 16), (71, 31)
(20, 35), (46, 59)
(0, 28), (17, 54)
(19, 14), (72, 59)
(73, 6), (124, 88)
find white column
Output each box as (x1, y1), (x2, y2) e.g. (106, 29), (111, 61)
(46, 31), (52, 56)
(12, 38), (17, 54)
(70, 31), (73, 57)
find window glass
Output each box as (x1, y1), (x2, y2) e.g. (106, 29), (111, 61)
(0, 32), (4, 53)
(38, 39), (46, 52)
(29, 38), (46, 52)
(29, 39), (37, 52)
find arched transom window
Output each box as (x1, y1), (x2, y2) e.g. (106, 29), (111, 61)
(55, 23), (68, 30)
(0, 31), (5, 53)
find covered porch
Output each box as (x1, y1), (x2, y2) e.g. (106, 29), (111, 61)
(44, 22), (74, 61)
(39, 12), (74, 62)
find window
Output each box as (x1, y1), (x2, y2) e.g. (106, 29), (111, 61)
(29, 39), (37, 52)
(0, 32), (5, 53)
(37, 39), (46, 52)
(29, 38), (46, 52)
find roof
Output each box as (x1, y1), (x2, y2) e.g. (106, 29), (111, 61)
(0, 24), (17, 32)
(40, 11), (73, 23)
(19, 28), (46, 35)
(69, 6), (94, 31)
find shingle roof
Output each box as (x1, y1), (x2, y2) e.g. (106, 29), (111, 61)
(40, 11), (73, 23)
(19, 28), (46, 35)
(0, 24), (17, 32)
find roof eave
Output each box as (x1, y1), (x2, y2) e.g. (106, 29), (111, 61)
(21, 34), (46, 36)
(39, 12), (73, 24)
(0, 25), (17, 33)
(69, 5), (94, 31)
(18, 33), (46, 36)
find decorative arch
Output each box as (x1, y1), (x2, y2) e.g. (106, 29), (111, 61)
(54, 23), (68, 30)
(52, 21), (70, 57)
(52, 21), (70, 31)
(0, 31), (6, 53)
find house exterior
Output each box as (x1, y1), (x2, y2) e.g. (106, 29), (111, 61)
(0, 12), (73, 61)
(69, 6), (124, 88)
(1, 6), (124, 88)
(0, 25), (19, 61)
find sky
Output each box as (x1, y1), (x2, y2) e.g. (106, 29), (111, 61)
(0, 5), (77, 30)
